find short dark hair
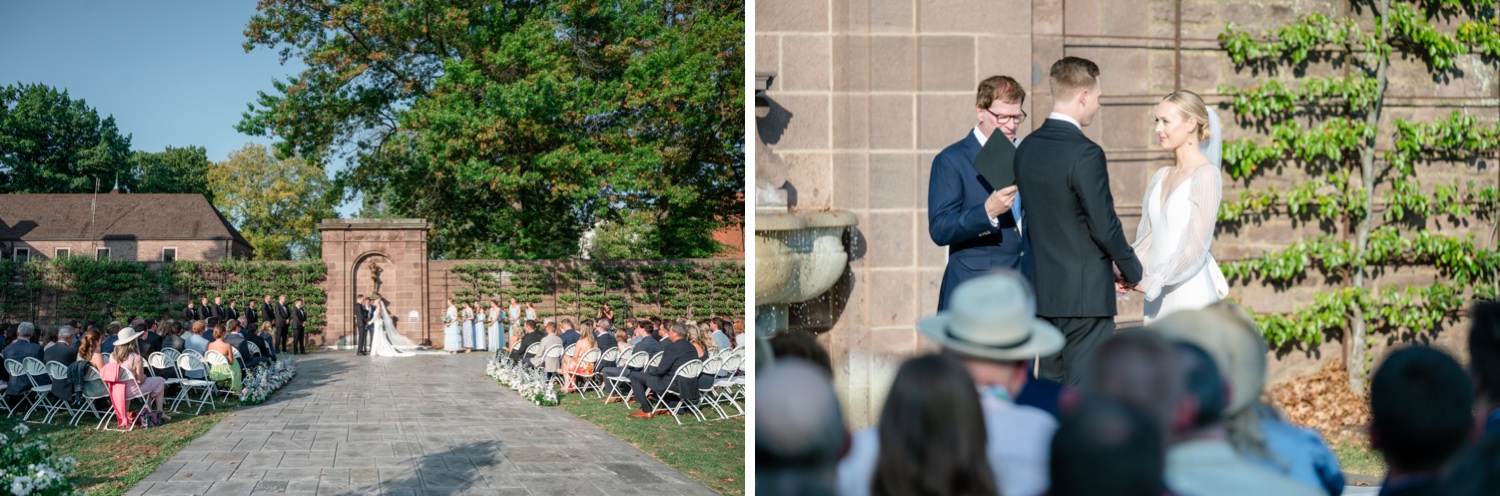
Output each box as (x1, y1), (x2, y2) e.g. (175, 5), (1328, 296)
(1049, 56), (1101, 100)
(769, 330), (833, 378)
(1371, 346), (1474, 472)
(1050, 399), (1165, 496)
(1175, 342), (1226, 429)
(1469, 302), (1500, 403)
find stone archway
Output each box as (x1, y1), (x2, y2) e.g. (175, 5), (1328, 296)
(318, 219), (431, 348)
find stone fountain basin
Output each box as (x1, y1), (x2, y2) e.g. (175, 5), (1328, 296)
(755, 209), (858, 306)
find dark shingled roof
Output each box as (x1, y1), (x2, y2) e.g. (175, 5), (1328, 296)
(0, 194), (251, 247)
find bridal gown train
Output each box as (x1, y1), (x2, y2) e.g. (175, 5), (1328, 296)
(1132, 164), (1230, 324)
(370, 305), (440, 357)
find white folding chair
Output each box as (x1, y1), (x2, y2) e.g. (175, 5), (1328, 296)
(43, 362), (76, 423)
(510, 343), (541, 375)
(100, 366), (153, 432)
(536, 344), (565, 385)
(2, 359), (23, 418)
(160, 348), (184, 377)
(173, 354), (218, 415)
(203, 351), (237, 401)
(604, 351), (648, 405)
(149, 353), (184, 387)
(695, 356), (727, 420)
(649, 359), (706, 425)
(713, 355), (745, 417)
(74, 366), (109, 427)
(587, 347), (622, 398)
(563, 348), (602, 395)
(21, 357), (55, 422)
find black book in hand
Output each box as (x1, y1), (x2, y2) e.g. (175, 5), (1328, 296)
(972, 134), (1017, 192)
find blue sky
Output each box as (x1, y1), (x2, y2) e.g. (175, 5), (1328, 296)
(0, 1), (357, 215)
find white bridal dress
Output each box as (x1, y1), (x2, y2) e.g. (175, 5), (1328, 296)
(1131, 108), (1230, 324)
(370, 303), (440, 356)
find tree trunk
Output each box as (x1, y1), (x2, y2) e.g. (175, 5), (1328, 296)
(1350, 0), (1392, 396)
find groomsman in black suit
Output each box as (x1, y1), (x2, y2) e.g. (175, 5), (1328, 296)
(291, 298), (308, 354)
(183, 300), (198, 324)
(244, 300), (259, 333)
(212, 297), (228, 323)
(199, 297), (215, 321)
(1015, 57), (1142, 385)
(354, 294), (371, 355)
(224, 299), (240, 323)
(274, 294), (291, 354)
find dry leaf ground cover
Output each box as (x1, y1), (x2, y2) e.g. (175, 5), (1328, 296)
(1267, 359), (1385, 477)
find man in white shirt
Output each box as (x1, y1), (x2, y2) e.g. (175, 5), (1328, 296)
(838, 271), (1060, 496)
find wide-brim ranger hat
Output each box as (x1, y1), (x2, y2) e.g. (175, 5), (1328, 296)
(917, 274), (1065, 361)
(115, 327), (143, 346)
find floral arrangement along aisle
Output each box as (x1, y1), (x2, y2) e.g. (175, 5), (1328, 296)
(0, 424), (78, 496)
(486, 355), (560, 407)
(240, 357), (299, 406)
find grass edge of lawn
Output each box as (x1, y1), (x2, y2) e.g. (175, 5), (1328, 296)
(555, 390), (745, 496)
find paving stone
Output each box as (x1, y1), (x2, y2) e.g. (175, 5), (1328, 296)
(127, 352), (715, 495)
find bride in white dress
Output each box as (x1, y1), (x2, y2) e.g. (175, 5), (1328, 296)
(369, 298), (440, 356)
(1130, 90), (1229, 323)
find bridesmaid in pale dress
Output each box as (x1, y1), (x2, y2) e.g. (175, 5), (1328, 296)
(443, 299), (461, 354)
(461, 301), (476, 352)
(508, 297), (523, 349)
(473, 302), (488, 351)
(487, 300), (503, 353)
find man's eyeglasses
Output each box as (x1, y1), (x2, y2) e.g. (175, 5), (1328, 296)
(985, 108), (1027, 125)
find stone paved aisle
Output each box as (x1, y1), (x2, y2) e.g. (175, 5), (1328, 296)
(127, 351), (718, 496)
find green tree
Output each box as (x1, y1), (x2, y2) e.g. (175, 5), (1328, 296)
(208, 143), (337, 260)
(132, 145), (215, 203)
(238, 0), (744, 260)
(1216, 0), (1500, 392)
(0, 83), (134, 193)
(585, 212), (661, 260)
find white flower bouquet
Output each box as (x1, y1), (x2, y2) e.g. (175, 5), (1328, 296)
(0, 425), (78, 496)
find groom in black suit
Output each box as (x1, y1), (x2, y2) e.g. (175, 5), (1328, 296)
(354, 294), (371, 355)
(927, 75), (1028, 311)
(1015, 57), (1142, 385)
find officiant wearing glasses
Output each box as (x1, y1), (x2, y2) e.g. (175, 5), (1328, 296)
(928, 75), (1031, 311)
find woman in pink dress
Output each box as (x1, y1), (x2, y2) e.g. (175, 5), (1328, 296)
(112, 328), (169, 419)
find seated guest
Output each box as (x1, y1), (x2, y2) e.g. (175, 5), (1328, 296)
(627, 322), (696, 419)
(634, 322), (662, 356)
(139, 319), (162, 358)
(1434, 433), (1500, 496)
(732, 319), (746, 349)
(160, 321), (186, 352)
(206, 324), (242, 394)
(561, 331), (597, 393)
(200, 317), (218, 342)
(684, 322), (712, 360)
(770, 330), (834, 378)
(99, 322), (122, 355)
(628, 321), (650, 347)
(709, 318), (732, 351)
(78, 329), (105, 370)
(509, 320), (544, 363)
(39, 326), (58, 352)
(44, 325), (78, 365)
(111, 328), (169, 419)
(1469, 302), (1500, 439)
(1049, 398), (1165, 496)
(594, 319), (618, 369)
(3, 322), (43, 410)
(758, 358), (845, 495)
(1174, 303), (1346, 494)
(840, 354), (997, 496)
(224, 319), (246, 348)
(257, 321), (277, 355)
(244, 322), (277, 362)
(559, 318), (581, 348)
(530, 321), (564, 373)
(183, 321), (210, 355)
(1369, 347), (1474, 496)
(1162, 343), (1320, 496)
(602, 324), (661, 403)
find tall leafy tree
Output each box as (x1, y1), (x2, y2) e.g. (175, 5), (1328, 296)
(0, 83), (134, 193)
(132, 145), (215, 203)
(238, 0), (744, 260)
(208, 143), (337, 260)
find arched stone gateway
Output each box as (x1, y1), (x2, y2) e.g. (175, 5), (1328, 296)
(318, 219), (431, 348)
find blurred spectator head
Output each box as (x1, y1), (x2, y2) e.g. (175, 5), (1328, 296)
(17, 321), (35, 338)
(1086, 331), (1183, 434)
(756, 358), (845, 496)
(1050, 398), (1165, 496)
(916, 270), (1063, 396)
(1469, 302), (1500, 405)
(873, 354), (996, 496)
(769, 330), (833, 378)
(1173, 342), (1228, 436)
(1370, 346), (1473, 473)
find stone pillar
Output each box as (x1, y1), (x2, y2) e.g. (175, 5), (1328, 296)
(319, 219), (430, 348)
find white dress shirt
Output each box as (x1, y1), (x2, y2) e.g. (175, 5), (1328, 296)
(1047, 112), (1083, 131)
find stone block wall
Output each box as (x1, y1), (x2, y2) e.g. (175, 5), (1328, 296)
(759, 0), (1498, 427)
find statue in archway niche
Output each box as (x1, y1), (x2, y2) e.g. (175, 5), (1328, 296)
(370, 263), (384, 296)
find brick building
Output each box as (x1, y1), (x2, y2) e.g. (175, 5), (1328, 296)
(0, 193), (253, 262)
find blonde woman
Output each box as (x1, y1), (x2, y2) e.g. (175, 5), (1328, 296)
(112, 328), (169, 419)
(561, 329), (597, 393)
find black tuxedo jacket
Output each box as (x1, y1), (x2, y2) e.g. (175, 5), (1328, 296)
(274, 303), (289, 327)
(225, 306), (240, 322)
(212, 304), (227, 321)
(354, 303), (370, 331)
(43, 342), (77, 365)
(291, 307), (307, 330)
(1014, 118), (1142, 317)
(162, 334), (185, 352)
(198, 304), (213, 320)
(183, 306), (197, 322)
(510, 330), (545, 362)
(647, 338), (697, 380)
(244, 306), (259, 327)
(140, 331), (163, 357)
(261, 301), (275, 324)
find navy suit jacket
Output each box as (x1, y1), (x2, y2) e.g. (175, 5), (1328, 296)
(928, 130), (1028, 310)
(560, 329), (580, 348)
(2, 339), (43, 396)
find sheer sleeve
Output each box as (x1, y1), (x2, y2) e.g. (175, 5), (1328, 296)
(1131, 169), (1166, 272)
(1142, 166), (1222, 301)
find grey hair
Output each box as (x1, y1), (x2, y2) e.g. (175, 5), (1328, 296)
(57, 325), (74, 340)
(17, 322), (35, 337)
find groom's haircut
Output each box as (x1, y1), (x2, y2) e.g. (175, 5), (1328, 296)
(1049, 56), (1101, 101)
(976, 75), (1026, 109)
(1371, 346), (1474, 472)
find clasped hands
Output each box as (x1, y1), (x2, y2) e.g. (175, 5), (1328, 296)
(1114, 265), (1142, 295)
(984, 185), (1019, 218)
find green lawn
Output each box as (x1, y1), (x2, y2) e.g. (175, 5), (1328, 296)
(1333, 440), (1386, 481)
(1, 399), (235, 496)
(557, 392), (746, 495)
